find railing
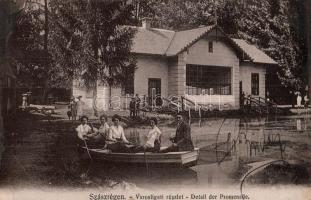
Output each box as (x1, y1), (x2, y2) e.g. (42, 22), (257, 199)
(162, 97), (182, 112)
(181, 96), (196, 111)
(243, 96), (280, 115)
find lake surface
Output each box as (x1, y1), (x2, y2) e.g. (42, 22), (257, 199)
(115, 114), (311, 189)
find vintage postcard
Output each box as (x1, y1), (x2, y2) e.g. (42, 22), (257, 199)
(0, 0), (310, 199)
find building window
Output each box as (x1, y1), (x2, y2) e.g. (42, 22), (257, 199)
(186, 65), (231, 95)
(251, 73), (259, 95)
(208, 41), (213, 53)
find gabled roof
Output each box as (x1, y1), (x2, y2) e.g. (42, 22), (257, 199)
(231, 39), (277, 65)
(131, 27), (175, 55)
(165, 26), (215, 56)
(131, 25), (277, 65)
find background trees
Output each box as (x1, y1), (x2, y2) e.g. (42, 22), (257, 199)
(135, 0), (307, 93)
(10, 0), (308, 104)
(11, 0), (136, 105)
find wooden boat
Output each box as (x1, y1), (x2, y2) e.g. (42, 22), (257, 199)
(82, 147), (200, 168)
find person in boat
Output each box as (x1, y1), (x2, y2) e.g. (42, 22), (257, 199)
(97, 114), (110, 140)
(133, 117), (162, 153)
(76, 115), (98, 142)
(160, 114), (194, 153)
(106, 114), (132, 152)
(83, 114), (109, 146)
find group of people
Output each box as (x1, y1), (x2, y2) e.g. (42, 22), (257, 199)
(75, 113), (194, 153)
(68, 96), (85, 120)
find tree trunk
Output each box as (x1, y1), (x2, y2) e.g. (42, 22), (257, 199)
(42, 0), (49, 104)
(109, 84), (112, 109)
(305, 0), (311, 99)
(92, 82), (98, 117)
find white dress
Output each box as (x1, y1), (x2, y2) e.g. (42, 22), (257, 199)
(76, 100), (84, 117)
(297, 95), (302, 107)
(145, 126), (161, 148)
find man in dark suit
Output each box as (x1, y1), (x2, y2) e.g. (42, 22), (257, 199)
(160, 114), (194, 152)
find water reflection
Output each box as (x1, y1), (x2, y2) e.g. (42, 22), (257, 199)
(93, 115), (311, 188)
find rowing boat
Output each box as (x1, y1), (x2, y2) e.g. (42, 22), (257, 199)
(82, 147), (200, 167)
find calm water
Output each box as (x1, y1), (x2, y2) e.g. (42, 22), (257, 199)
(94, 114), (311, 189)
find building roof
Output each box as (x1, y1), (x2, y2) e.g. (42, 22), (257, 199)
(231, 39), (277, 65)
(131, 27), (175, 55)
(165, 26), (214, 56)
(131, 25), (278, 65)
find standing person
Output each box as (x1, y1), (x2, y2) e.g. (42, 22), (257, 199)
(106, 114), (131, 152)
(297, 92), (302, 108)
(240, 91), (245, 109)
(304, 94), (309, 108)
(129, 97), (136, 118)
(160, 114), (194, 153)
(135, 94), (141, 117)
(142, 95), (147, 108)
(69, 96), (77, 121)
(22, 94), (27, 108)
(76, 96), (85, 120)
(134, 117), (162, 152)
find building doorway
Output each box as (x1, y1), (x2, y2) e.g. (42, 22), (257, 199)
(148, 78), (161, 106)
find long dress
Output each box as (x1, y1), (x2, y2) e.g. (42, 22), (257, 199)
(297, 95), (302, 107)
(70, 100), (77, 120)
(76, 100), (84, 118)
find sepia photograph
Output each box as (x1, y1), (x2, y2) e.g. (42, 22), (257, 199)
(0, 0), (310, 199)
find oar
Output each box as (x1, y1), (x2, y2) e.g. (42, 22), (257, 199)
(144, 150), (149, 176)
(83, 139), (93, 162)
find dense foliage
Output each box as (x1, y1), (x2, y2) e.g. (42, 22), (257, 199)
(10, 0), (307, 101)
(11, 0), (136, 103)
(134, 0), (307, 91)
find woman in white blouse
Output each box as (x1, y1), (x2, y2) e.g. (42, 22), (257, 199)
(76, 116), (96, 140)
(107, 115), (129, 143)
(134, 117), (162, 152)
(106, 114), (132, 152)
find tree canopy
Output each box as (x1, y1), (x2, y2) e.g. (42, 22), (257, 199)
(11, 0), (136, 103)
(135, 0), (307, 91)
